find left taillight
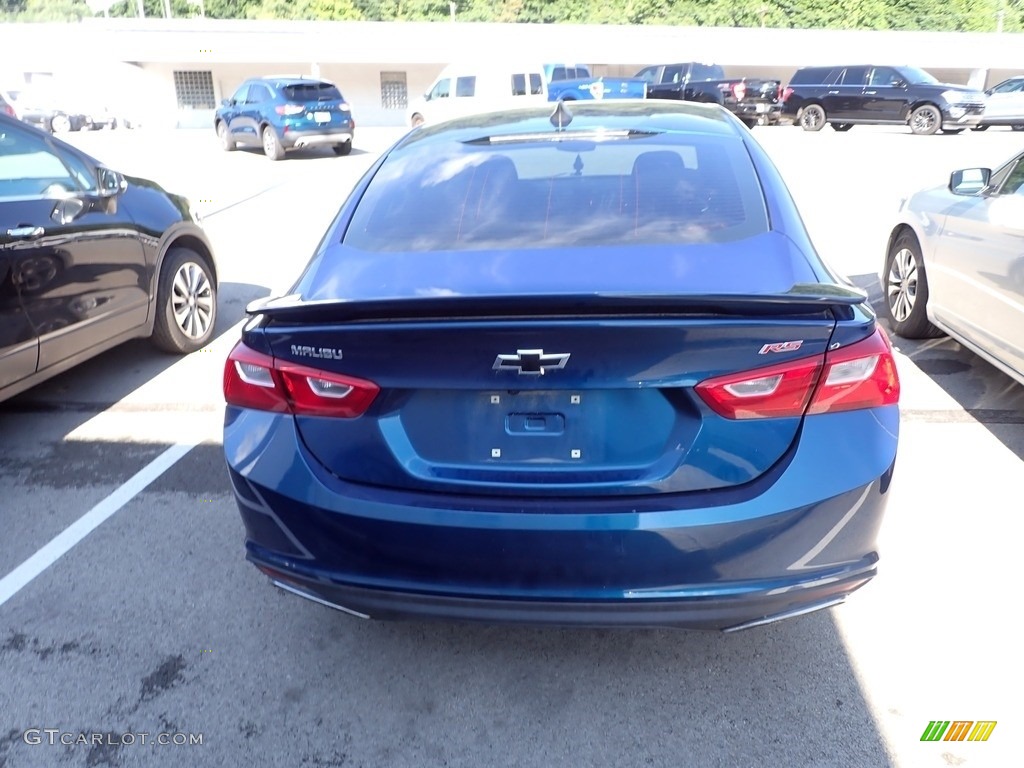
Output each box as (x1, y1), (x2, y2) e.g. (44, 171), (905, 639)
(732, 82), (747, 101)
(223, 342), (379, 418)
(695, 327), (900, 420)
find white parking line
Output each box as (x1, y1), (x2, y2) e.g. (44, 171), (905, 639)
(0, 443), (195, 609)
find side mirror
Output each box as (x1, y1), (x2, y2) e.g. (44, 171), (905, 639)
(221, 98), (233, 107)
(894, 79), (907, 88)
(950, 167), (991, 196)
(97, 167), (126, 198)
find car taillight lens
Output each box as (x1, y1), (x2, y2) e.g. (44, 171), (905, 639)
(275, 104), (304, 116)
(733, 82), (747, 101)
(695, 328), (899, 420)
(806, 327), (900, 415)
(782, 87), (794, 103)
(3, 105), (14, 117)
(224, 342), (379, 418)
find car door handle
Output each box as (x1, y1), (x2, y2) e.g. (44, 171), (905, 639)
(6, 226), (44, 239)
(827, 90), (839, 95)
(864, 90), (877, 95)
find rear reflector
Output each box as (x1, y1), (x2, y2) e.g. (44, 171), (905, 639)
(696, 327), (899, 419)
(224, 342), (378, 418)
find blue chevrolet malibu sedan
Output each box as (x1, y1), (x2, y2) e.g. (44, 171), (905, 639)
(223, 101), (900, 631)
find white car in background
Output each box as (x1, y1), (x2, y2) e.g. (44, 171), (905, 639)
(972, 75), (1024, 131)
(883, 146), (1024, 385)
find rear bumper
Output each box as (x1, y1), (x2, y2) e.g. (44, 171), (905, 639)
(731, 103), (783, 124)
(259, 562), (874, 632)
(225, 406), (899, 631)
(280, 126), (354, 149)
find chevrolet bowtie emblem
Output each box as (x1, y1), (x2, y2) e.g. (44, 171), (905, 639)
(493, 349), (570, 376)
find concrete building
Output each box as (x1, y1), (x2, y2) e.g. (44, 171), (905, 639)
(1, 18), (1022, 128)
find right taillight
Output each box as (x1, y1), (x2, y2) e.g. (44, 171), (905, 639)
(806, 327), (900, 414)
(275, 104), (304, 116)
(695, 327), (899, 420)
(782, 87), (794, 103)
(224, 341), (379, 418)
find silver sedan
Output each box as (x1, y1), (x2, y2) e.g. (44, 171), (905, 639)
(883, 147), (1024, 385)
(973, 75), (1024, 131)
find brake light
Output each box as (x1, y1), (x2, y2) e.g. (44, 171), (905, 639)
(695, 328), (899, 420)
(782, 87), (794, 103)
(275, 104), (304, 116)
(3, 104), (14, 117)
(732, 82), (747, 101)
(806, 327), (900, 415)
(224, 342), (379, 418)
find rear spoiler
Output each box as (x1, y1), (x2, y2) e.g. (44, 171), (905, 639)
(247, 284), (866, 323)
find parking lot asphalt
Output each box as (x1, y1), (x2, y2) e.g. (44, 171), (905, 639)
(1, 123), (1022, 768)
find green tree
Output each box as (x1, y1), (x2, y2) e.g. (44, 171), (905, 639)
(15, 0), (93, 20)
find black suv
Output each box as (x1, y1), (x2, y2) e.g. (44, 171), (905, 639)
(782, 65), (986, 135)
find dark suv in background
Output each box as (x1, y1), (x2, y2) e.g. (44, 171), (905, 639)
(215, 76), (355, 160)
(782, 65), (986, 135)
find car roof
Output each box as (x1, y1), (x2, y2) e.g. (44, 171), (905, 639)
(397, 100), (742, 148)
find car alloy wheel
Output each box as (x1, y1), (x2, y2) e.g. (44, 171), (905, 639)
(884, 233), (942, 338)
(410, 113), (425, 128)
(799, 105), (826, 131)
(152, 247), (217, 354)
(50, 114), (71, 133)
(217, 122), (235, 151)
(909, 105), (941, 135)
(262, 126), (284, 160)
(172, 261), (214, 339)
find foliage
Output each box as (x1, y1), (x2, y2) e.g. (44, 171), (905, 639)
(3, 0), (1023, 32)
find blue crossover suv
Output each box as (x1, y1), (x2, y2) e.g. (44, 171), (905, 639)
(223, 101), (900, 632)
(214, 76), (355, 160)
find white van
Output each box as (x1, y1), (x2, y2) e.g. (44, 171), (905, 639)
(406, 63), (548, 127)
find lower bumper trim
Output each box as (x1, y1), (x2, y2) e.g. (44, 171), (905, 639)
(253, 558), (875, 632)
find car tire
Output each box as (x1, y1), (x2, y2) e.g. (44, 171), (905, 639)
(332, 141), (352, 156)
(740, 118), (756, 129)
(217, 121), (235, 151)
(830, 123), (853, 132)
(799, 104), (826, 131)
(1012, 124), (1024, 132)
(151, 247), (217, 354)
(884, 232), (943, 339)
(410, 113), (425, 128)
(50, 114), (71, 133)
(110, 119), (117, 130)
(262, 126), (285, 161)
(909, 104), (941, 135)
(971, 124), (989, 132)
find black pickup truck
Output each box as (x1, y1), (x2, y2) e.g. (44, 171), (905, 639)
(781, 65), (987, 135)
(635, 63), (783, 127)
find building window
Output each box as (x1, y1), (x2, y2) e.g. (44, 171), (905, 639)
(173, 70), (215, 110)
(381, 71), (407, 110)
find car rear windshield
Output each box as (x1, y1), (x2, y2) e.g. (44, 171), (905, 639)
(344, 134), (769, 252)
(282, 82), (343, 102)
